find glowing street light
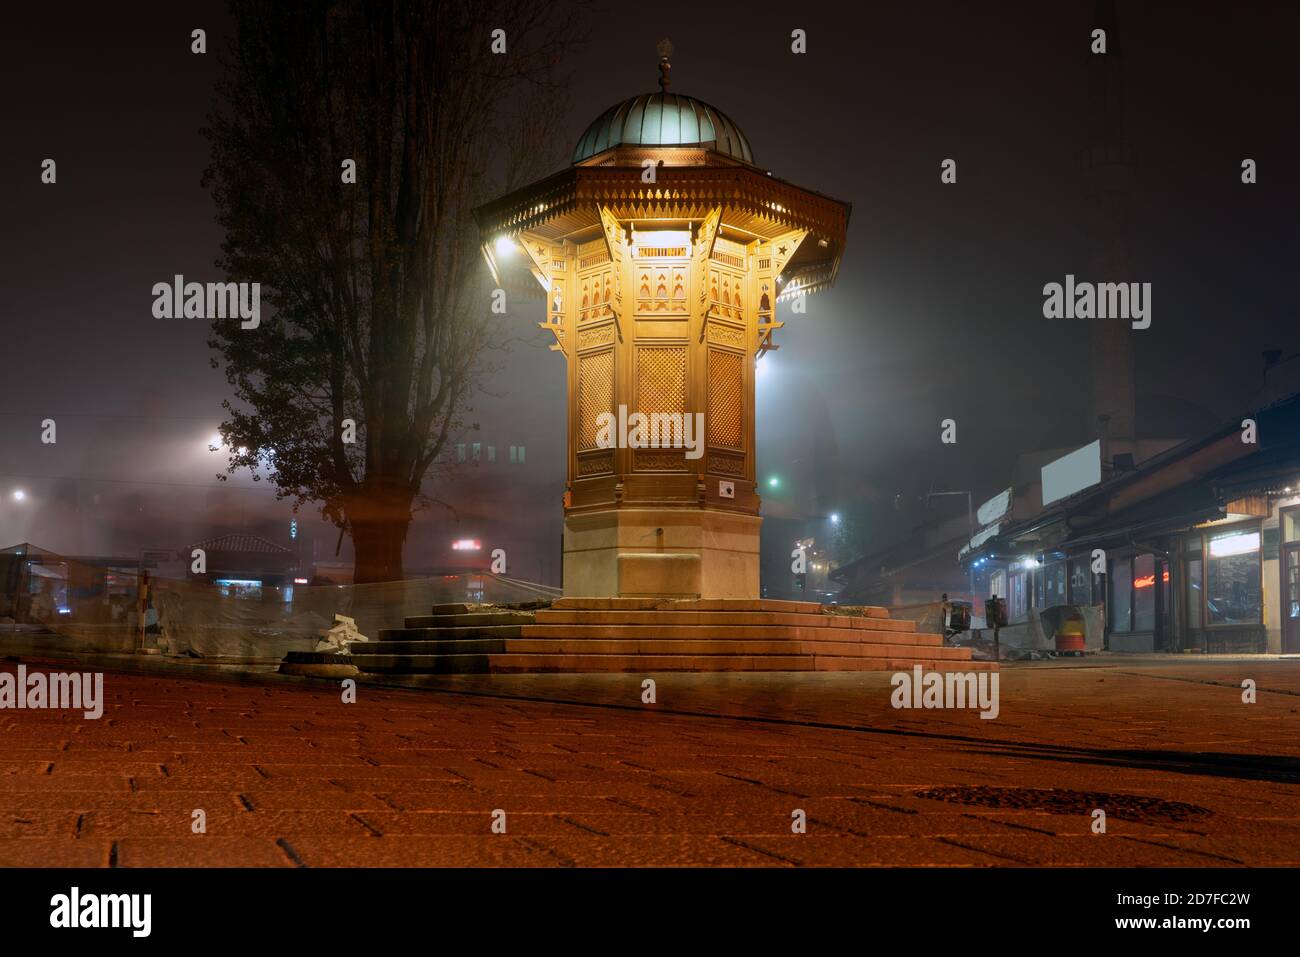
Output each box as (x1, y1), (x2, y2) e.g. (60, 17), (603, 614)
(829, 512), (840, 524)
(12, 490), (26, 502)
(768, 476), (780, 489)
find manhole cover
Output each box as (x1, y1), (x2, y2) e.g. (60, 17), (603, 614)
(912, 786), (1211, 823)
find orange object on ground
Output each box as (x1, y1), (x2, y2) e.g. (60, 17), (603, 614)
(1055, 618), (1086, 653)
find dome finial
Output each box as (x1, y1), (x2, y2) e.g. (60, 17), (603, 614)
(656, 38), (673, 91)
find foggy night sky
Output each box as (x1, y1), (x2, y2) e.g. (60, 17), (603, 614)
(1, 0), (1297, 571)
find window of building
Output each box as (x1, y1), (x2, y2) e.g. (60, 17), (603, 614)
(1132, 553), (1156, 631)
(1009, 570), (1028, 621)
(472, 442), (481, 461)
(456, 443), (466, 462)
(1042, 560), (1067, 608)
(1205, 525), (1262, 625)
(1186, 555), (1202, 629)
(989, 569), (1006, 599)
(1068, 558), (1091, 605)
(509, 445), (517, 463)
(487, 445), (496, 463)
(1283, 507), (1300, 543)
(516, 444), (525, 464)
(1110, 557), (1132, 632)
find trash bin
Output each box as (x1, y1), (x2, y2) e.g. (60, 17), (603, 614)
(1055, 614), (1086, 654)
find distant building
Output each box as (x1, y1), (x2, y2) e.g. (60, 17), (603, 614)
(187, 533), (298, 598)
(961, 393), (1300, 654)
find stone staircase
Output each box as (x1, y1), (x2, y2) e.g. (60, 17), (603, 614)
(348, 598), (995, 675)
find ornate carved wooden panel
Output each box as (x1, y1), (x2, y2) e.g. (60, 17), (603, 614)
(709, 453), (745, 476)
(707, 348), (743, 450)
(578, 267), (613, 322)
(706, 321), (745, 349)
(634, 450), (687, 471)
(708, 265), (746, 321)
(636, 345), (687, 415)
(577, 349), (614, 452)
(634, 264), (689, 316)
(577, 452), (614, 476)
(576, 323), (616, 351)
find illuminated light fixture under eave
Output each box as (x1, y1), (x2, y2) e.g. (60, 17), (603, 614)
(1209, 531), (1259, 558)
(494, 236), (515, 256)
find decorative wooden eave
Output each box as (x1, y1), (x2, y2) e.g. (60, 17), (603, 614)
(474, 165), (851, 296)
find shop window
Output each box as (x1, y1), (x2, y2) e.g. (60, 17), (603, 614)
(989, 569), (1006, 600)
(1009, 570), (1028, 620)
(1042, 561), (1067, 608)
(1132, 553), (1156, 631)
(1068, 558), (1090, 605)
(1206, 527), (1262, 625)
(1284, 508), (1300, 543)
(1111, 558), (1132, 632)
(1186, 557), (1202, 629)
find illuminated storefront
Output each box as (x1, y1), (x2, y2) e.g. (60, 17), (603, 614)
(961, 393), (1300, 654)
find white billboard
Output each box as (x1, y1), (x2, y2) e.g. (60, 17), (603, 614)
(1041, 440), (1102, 507)
(976, 487), (1013, 526)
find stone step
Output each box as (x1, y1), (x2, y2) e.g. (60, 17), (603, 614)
(520, 623), (935, 643)
(428, 603), (476, 615)
(380, 625), (527, 641)
(403, 612), (536, 629)
(351, 653), (492, 674)
(810, 656), (996, 673)
(532, 609), (915, 631)
(359, 637), (965, 658)
(549, 597), (839, 615)
(486, 654), (988, 674)
(361, 639), (510, 656)
(346, 599), (990, 677)
(823, 605), (892, 619)
(351, 654), (989, 674)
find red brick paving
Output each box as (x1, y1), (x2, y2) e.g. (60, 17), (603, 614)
(0, 658), (1297, 866)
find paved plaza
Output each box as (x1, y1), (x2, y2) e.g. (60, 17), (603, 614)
(0, 656), (1297, 867)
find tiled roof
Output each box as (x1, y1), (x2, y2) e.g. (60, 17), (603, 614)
(190, 533), (292, 555)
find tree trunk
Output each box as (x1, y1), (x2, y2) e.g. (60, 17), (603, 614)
(345, 484), (416, 584)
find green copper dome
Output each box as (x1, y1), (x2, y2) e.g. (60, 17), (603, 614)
(572, 92), (754, 165)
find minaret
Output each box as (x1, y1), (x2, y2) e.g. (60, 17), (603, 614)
(1083, 0), (1138, 463)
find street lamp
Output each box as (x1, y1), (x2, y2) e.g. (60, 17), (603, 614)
(12, 490), (26, 502)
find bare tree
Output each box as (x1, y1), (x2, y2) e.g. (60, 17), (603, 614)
(203, 0), (577, 581)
